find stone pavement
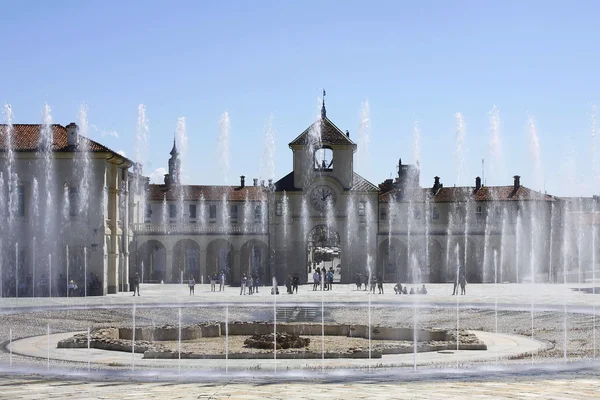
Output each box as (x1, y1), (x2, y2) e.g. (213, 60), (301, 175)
(1, 376), (599, 399)
(0, 282), (598, 312)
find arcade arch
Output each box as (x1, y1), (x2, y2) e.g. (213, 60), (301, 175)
(306, 224), (341, 282)
(206, 239), (234, 282)
(136, 240), (166, 283)
(172, 239), (201, 283)
(240, 239), (269, 283)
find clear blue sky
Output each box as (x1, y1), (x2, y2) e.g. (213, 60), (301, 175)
(1, 0), (599, 196)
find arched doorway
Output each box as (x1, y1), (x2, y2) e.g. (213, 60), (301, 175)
(240, 239), (268, 283)
(378, 238), (403, 282)
(172, 239), (201, 283)
(136, 240), (166, 283)
(206, 239), (233, 283)
(306, 225), (341, 282)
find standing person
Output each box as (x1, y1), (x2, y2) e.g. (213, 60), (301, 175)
(313, 270), (319, 291)
(376, 273), (384, 294)
(363, 273), (369, 291)
(189, 277), (195, 295)
(247, 275), (254, 295)
(327, 269), (334, 291)
(286, 275), (293, 294)
(459, 273), (467, 295)
(369, 274), (376, 294)
(132, 272), (140, 296)
(356, 273), (362, 290)
(240, 274), (247, 295)
(219, 272), (225, 291)
(292, 276), (299, 294)
(253, 275), (260, 293)
(452, 271), (459, 295)
(210, 273), (216, 292)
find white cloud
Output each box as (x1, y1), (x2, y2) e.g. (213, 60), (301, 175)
(117, 150), (126, 157)
(149, 167), (167, 184)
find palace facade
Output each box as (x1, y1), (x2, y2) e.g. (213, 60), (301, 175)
(1, 104), (598, 295)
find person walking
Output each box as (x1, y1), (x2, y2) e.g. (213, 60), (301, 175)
(376, 273), (384, 294)
(189, 277), (195, 295)
(132, 272), (140, 296)
(219, 272), (225, 291)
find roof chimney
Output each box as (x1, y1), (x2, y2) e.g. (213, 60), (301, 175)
(346, 130), (350, 138)
(432, 176), (442, 194)
(240, 175), (245, 188)
(513, 175), (521, 191)
(475, 176), (481, 191)
(66, 122), (79, 147)
(253, 178), (258, 186)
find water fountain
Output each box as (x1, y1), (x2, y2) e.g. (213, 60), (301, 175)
(1, 98), (600, 385)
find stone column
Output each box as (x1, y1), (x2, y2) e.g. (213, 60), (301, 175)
(107, 165), (120, 294)
(199, 249), (207, 284)
(233, 249), (241, 285)
(165, 248), (173, 283)
(121, 173), (130, 292)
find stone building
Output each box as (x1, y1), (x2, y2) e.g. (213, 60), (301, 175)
(2, 104), (599, 296)
(0, 123), (132, 296)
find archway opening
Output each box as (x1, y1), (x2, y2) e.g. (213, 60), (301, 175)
(306, 225), (341, 282)
(173, 239), (201, 283)
(240, 240), (269, 284)
(206, 239), (234, 283)
(136, 240), (166, 283)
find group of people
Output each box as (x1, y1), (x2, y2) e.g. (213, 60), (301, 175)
(286, 275), (299, 294)
(240, 274), (260, 295)
(393, 283), (428, 295)
(452, 273), (467, 295)
(208, 272), (226, 292)
(354, 272), (385, 294)
(311, 267), (335, 291)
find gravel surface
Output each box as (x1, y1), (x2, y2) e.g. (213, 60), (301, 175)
(0, 304), (598, 370)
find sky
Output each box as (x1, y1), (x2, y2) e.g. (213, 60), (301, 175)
(1, 0), (599, 196)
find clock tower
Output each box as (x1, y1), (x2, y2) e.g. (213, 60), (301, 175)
(270, 98), (379, 285)
(287, 100), (357, 190)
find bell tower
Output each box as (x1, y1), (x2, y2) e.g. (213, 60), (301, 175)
(288, 95), (357, 189)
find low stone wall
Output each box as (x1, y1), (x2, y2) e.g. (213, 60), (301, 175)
(56, 322), (485, 360)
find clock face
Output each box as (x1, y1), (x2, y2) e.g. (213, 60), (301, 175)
(310, 186), (336, 212)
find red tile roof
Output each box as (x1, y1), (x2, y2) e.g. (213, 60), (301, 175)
(379, 185), (555, 203)
(288, 117), (356, 148)
(0, 124), (129, 160)
(148, 184), (268, 202)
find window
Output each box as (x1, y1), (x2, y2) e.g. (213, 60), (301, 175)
(254, 205), (262, 221)
(432, 206), (440, 220)
(475, 205), (483, 216)
(16, 185), (25, 217)
(314, 147), (334, 170)
(209, 204), (217, 220)
(169, 204), (176, 219)
(189, 204), (197, 219)
(275, 201), (282, 216)
(68, 187), (79, 217)
(358, 202), (366, 216)
(413, 208), (421, 220)
(145, 203), (152, 221)
(230, 205), (238, 221)
(380, 208), (388, 220)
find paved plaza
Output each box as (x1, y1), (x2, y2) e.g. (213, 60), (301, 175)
(1, 282), (600, 399)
